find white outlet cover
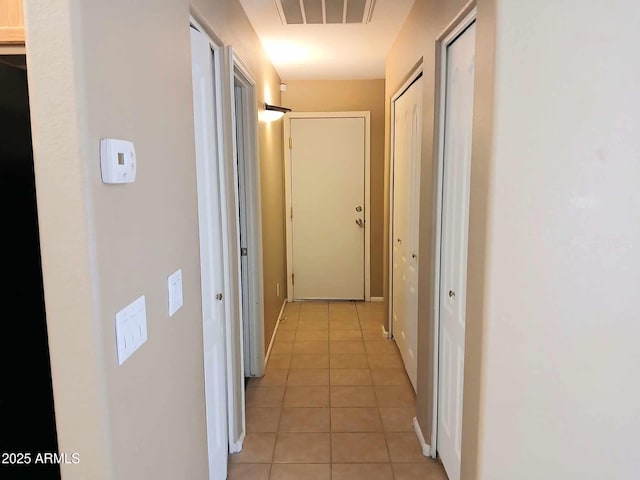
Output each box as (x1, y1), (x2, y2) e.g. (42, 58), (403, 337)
(115, 295), (147, 365)
(168, 269), (184, 317)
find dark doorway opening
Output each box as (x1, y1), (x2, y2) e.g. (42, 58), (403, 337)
(0, 55), (60, 479)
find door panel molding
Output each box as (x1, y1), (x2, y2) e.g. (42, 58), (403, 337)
(284, 111), (371, 301)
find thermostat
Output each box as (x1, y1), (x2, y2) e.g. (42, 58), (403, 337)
(100, 138), (136, 184)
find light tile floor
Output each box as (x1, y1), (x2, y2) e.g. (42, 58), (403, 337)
(229, 301), (449, 480)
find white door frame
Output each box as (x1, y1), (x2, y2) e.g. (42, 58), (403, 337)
(283, 111), (371, 302)
(229, 52), (266, 378)
(431, 5), (478, 459)
(189, 18), (230, 476)
(388, 65), (424, 340)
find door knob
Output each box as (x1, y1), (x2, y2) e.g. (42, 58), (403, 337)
(412, 253), (417, 259)
(448, 290), (455, 298)
(355, 205), (363, 212)
(216, 293), (223, 301)
(355, 218), (364, 227)
(397, 238), (402, 243)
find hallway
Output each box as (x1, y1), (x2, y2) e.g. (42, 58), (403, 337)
(228, 301), (447, 480)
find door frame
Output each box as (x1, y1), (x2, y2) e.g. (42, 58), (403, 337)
(283, 111), (371, 302)
(189, 17), (231, 475)
(229, 52), (266, 378)
(431, 5), (478, 459)
(388, 65), (424, 340)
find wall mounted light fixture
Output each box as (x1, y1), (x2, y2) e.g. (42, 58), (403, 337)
(263, 103), (292, 121)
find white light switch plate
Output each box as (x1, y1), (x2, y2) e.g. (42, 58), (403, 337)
(115, 295), (147, 365)
(168, 269), (183, 317)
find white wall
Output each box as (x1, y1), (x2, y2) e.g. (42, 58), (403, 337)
(476, 1), (640, 478)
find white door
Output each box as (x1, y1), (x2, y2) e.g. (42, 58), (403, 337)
(391, 76), (423, 391)
(290, 116), (366, 300)
(437, 20), (477, 480)
(190, 26), (228, 480)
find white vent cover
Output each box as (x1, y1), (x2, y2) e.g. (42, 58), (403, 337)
(274, 0), (376, 25)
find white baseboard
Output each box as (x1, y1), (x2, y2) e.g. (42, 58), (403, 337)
(265, 299), (287, 365)
(229, 430), (245, 454)
(381, 323), (390, 339)
(370, 296), (384, 302)
(413, 417), (431, 457)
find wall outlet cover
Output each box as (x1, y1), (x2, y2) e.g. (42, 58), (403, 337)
(168, 269), (184, 317)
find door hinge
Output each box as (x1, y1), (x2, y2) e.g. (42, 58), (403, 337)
(292, 273), (295, 286)
(289, 137), (292, 149)
(241, 247), (248, 256)
(290, 206), (293, 219)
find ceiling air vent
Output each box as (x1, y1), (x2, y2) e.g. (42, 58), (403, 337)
(275, 0), (376, 25)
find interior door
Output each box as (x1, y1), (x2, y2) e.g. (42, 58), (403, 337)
(190, 26), (228, 480)
(392, 76), (423, 391)
(290, 116), (366, 300)
(437, 21), (477, 480)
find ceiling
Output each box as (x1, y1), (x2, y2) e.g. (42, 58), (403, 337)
(238, 0), (416, 80)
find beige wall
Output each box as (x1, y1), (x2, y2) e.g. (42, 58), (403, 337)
(24, 0), (284, 478)
(388, 0), (640, 479)
(282, 80), (385, 298)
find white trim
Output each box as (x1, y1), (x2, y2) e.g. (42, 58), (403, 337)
(413, 417), (432, 457)
(265, 299), (287, 364)
(381, 323), (389, 339)
(370, 297), (384, 302)
(229, 431), (245, 455)
(231, 53), (266, 378)
(431, 4), (477, 459)
(388, 64), (423, 339)
(284, 111), (371, 302)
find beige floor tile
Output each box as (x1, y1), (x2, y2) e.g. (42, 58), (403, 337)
(229, 433), (276, 463)
(392, 462), (448, 480)
(329, 301), (357, 312)
(359, 318), (384, 330)
(375, 385), (416, 408)
(332, 463), (393, 480)
(330, 354), (369, 369)
(246, 407), (282, 433)
(278, 319), (298, 331)
(329, 319), (361, 330)
(293, 341), (329, 354)
(386, 433), (428, 463)
(287, 369), (329, 386)
(329, 341), (365, 354)
(329, 310), (359, 322)
(279, 407), (330, 432)
(290, 354), (329, 369)
(361, 328), (386, 340)
(248, 369), (289, 388)
(367, 353), (404, 369)
(300, 302), (328, 313)
(273, 433), (331, 463)
(370, 369), (412, 386)
(331, 433), (389, 463)
(228, 463), (271, 480)
(297, 320), (329, 331)
(330, 386), (376, 407)
(295, 330), (329, 342)
(379, 407), (415, 432)
(268, 354), (292, 369)
(272, 341), (294, 355)
(270, 464), (331, 480)
(276, 330), (296, 342)
(246, 387), (285, 407)
(330, 369), (372, 386)
(330, 330), (363, 341)
(364, 340), (399, 355)
(330, 408), (382, 432)
(284, 386), (330, 407)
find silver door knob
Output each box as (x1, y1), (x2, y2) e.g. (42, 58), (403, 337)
(355, 205), (363, 212)
(412, 253), (417, 259)
(216, 293), (223, 301)
(448, 290), (455, 298)
(355, 218), (364, 227)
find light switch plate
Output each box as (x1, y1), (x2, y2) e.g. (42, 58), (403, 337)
(168, 269), (183, 317)
(115, 295), (147, 365)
